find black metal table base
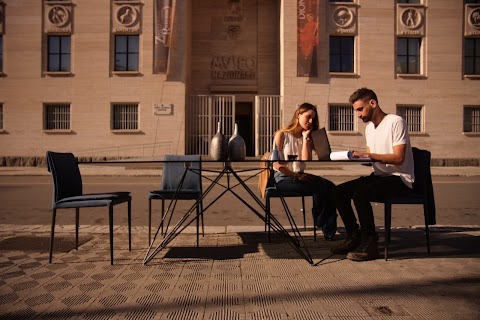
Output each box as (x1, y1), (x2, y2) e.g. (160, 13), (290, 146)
(143, 163), (314, 265)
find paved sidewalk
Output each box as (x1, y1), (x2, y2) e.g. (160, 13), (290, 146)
(0, 224), (479, 319)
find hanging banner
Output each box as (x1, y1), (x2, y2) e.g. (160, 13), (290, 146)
(154, 0), (175, 73)
(297, 0), (318, 77)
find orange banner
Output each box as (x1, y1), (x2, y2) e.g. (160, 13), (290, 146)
(297, 0), (318, 77)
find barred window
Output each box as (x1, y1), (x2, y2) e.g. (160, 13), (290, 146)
(114, 35), (139, 71)
(397, 106), (423, 132)
(329, 105), (355, 131)
(112, 104), (138, 130)
(44, 104), (70, 130)
(48, 35), (71, 72)
(464, 106), (480, 133)
(397, 38), (421, 74)
(0, 104), (3, 130)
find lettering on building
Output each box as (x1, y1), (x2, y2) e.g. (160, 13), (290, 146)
(210, 55), (257, 80)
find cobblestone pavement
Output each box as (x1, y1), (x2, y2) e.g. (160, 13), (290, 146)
(0, 224), (479, 319)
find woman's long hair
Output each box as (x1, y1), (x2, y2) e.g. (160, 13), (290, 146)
(279, 102), (319, 134)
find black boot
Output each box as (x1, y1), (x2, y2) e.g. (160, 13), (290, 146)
(346, 233), (379, 261)
(330, 229), (361, 254)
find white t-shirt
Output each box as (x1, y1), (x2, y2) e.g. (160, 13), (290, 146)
(365, 114), (414, 188)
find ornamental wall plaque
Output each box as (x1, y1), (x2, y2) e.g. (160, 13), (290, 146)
(396, 5), (425, 37)
(329, 4), (357, 36)
(43, 3), (73, 33)
(112, 2), (142, 33)
(224, 0), (244, 40)
(465, 5), (480, 37)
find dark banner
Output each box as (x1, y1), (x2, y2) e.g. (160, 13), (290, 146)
(154, 0), (175, 74)
(297, 0), (318, 77)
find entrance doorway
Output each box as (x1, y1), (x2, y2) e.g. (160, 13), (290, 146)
(235, 102), (254, 157)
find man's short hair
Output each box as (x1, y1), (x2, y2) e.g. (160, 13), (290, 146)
(349, 88), (378, 105)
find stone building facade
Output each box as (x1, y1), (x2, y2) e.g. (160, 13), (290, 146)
(0, 0), (479, 162)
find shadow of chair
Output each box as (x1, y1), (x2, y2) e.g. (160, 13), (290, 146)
(374, 147), (436, 260)
(46, 151), (131, 265)
(148, 154), (203, 246)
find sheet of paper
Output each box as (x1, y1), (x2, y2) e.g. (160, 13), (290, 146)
(329, 151), (371, 161)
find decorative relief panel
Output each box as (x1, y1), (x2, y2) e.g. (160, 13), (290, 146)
(396, 5), (426, 37)
(465, 4), (480, 37)
(329, 4), (357, 35)
(112, 1), (142, 33)
(43, 1), (73, 33)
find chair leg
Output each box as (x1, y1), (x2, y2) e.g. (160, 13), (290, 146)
(75, 208), (79, 250)
(423, 203), (431, 254)
(49, 208), (57, 263)
(384, 203), (392, 261)
(196, 205), (200, 247)
(161, 200), (165, 236)
(148, 198), (152, 246)
(109, 205), (114, 265)
(266, 197), (271, 242)
(301, 196), (306, 231)
(128, 199), (132, 251)
(200, 201), (205, 237)
(311, 205), (316, 242)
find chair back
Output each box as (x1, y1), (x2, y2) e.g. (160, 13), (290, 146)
(46, 151), (83, 202)
(161, 155), (202, 192)
(411, 147), (430, 195)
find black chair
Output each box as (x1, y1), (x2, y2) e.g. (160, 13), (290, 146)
(374, 147), (436, 260)
(46, 151), (131, 265)
(148, 155), (203, 246)
(263, 169), (317, 241)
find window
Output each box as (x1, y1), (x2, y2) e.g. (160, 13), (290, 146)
(397, 0), (421, 3)
(329, 36), (354, 73)
(464, 106), (480, 133)
(44, 104), (70, 130)
(329, 105), (355, 131)
(397, 37), (420, 74)
(397, 106), (424, 132)
(48, 35), (71, 72)
(465, 38), (480, 75)
(112, 104), (138, 130)
(465, 1), (480, 4)
(114, 35), (139, 71)
(0, 104), (3, 130)
(0, 35), (3, 73)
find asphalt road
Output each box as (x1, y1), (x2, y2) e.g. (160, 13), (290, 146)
(0, 175), (479, 230)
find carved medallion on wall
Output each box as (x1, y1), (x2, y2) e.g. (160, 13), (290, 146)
(44, 3), (73, 33)
(465, 5), (480, 37)
(397, 5), (425, 37)
(329, 4), (357, 35)
(112, 2), (142, 33)
(224, 0), (244, 40)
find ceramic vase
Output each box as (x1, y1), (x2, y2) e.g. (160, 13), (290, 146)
(228, 123), (246, 161)
(210, 122), (228, 161)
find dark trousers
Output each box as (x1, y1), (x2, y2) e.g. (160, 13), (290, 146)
(276, 175), (337, 236)
(333, 174), (412, 235)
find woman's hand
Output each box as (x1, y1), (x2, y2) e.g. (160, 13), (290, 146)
(293, 172), (318, 183)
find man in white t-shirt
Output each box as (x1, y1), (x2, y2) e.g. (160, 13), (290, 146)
(331, 88), (414, 261)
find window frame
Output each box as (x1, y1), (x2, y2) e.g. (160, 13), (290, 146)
(396, 105), (425, 134)
(113, 35), (140, 73)
(464, 38), (480, 76)
(464, 106), (480, 134)
(111, 103), (140, 132)
(43, 103), (71, 132)
(396, 37), (422, 75)
(329, 36), (355, 74)
(328, 104), (357, 133)
(0, 103), (3, 132)
(46, 35), (71, 74)
(0, 35), (3, 74)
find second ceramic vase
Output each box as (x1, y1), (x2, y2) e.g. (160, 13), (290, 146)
(210, 121), (228, 161)
(228, 123), (246, 161)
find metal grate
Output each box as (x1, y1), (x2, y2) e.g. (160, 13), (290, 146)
(45, 104), (70, 130)
(464, 106), (480, 132)
(329, 105), (354, 131)
(397, 106), (423, 132)
(112, 104), (138, 130)
(255, 95), (282, 155)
